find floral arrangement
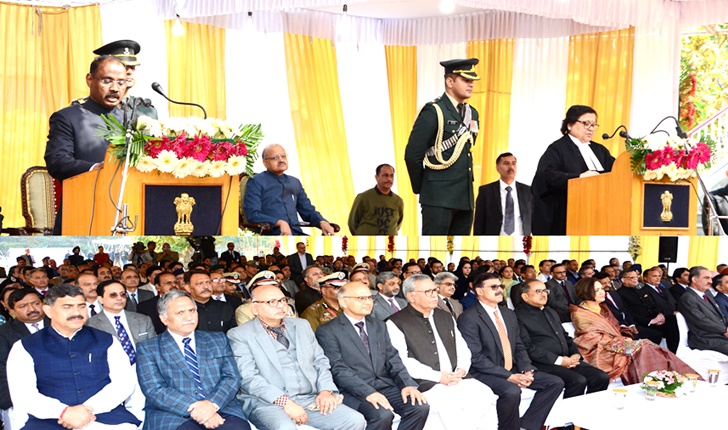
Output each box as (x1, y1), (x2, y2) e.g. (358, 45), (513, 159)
(446, 236), (454, 256)
(342, 236), (348, 253)
(628, 236), (641, 262)
(387, 236), (395, 254)
(625, 133), (714, 182)
(642, 370), (687, 397)
(103, 115), (263, 179)
(274, 240), (281, 250)
(522, 236), (532, 257)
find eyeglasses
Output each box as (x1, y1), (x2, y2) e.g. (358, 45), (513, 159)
(414, 287), (440, 297)
(552, 271), (566, 275)
(576, 120), (599, 130)
(92, 76), (128, 88)
(477, 283), (506, 291)
(211, 279), (225, 283)
(439, 282), (455, 287)
(252, 298), (288, 307)
(264, 154), (288, 161)
(344, 295), (374, 303)
(106, 292), (127, 299)
(533, 289), (550, 295)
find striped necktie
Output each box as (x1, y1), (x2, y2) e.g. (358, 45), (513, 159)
(114, 316), (136, 365)
(182, 337), (206, 400)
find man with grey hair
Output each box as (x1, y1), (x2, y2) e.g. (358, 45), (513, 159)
(678, 266), (728, 355)
(387, 275), (497, 429)
(371, 272), (407, 321)
(434, 272), (463, 318)
(244, 143), (335, 236)
(7, 284), (140, 429)
(136, 290), (250, 429)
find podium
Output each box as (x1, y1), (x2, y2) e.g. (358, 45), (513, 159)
(566, 151), (697, 235)
(62, 151), (240, 236)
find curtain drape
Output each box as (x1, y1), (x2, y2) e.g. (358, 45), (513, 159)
(466, 39), (514, 187)
(0, 3), (101, 227)
(497, 236), (514, 261)
(164, 20), (226, 119)
(688, 237), (719, 269)
(283, 33), (355, 236)
(385, 45), (419, 237)
(569, 236), (590, 268)
(565, 28), (635, 157)
(637, 236), (660, 268)
(530, 236), (550, 266)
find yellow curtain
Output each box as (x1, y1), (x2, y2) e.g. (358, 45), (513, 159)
(466, 39), (514, 188)
(531, 236), (550, 266)
(461, 236), (480, 258)
(430, 237), (447, 264)
(688, 237), (719, 269)
(637, 236), (660, 268)
(565, 28), (634, 157)
(283, 33), (355, 236)
(497, 236), (514, 261)
(165, 20), (226, 119)
(570, 236), (590, 266)
(406, 236), (420, 260)
(384, 45), (419, 236)
(0, 3), (101, 227)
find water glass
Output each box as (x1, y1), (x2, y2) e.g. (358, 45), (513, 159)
(613, 388), (628, 409)
(685, 373), (699, 393)
(708, 369), (721, 387)
(645, 381), (658, 401)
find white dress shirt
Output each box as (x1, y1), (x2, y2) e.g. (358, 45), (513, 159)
(86, 299), (102, 318)
(499, 179), (523, 236)
(343, 312), (367, 335)
(7, 327), (134, 420)
(568, 134), (604, 171)
(168, 330), (197, 357)
(103, 309), (135, 346)
(298, 253), (308, 270)
(24, 320), (45, 334)
(479, 302), (508, 335)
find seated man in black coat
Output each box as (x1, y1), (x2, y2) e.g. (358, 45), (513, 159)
(515, 280), (609, 399)
(595, 272), (662, 344)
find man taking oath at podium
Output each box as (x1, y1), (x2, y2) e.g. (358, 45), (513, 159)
(405, 58), (480, 235)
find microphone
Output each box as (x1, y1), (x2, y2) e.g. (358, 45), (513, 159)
(602, 125), (631, 140)
(650, 115), (687, 139)
(151, 82), (208, 119)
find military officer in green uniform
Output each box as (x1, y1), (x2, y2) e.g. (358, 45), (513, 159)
(300, 272), (347, 332)
(405, 58), (480, 235)
(89, 39), (158, 119)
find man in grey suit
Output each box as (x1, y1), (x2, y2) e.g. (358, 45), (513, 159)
(87, 279), (157, 422)
(227, 284), (365, 430)
(473, 152), (533, 235)
(316, 282), (429, 430)
(371, 271), (407, 321)
(678, 266), (728, 356)
(120, 268), (154, 312)
(545, 263), (578, 322)
(434, 272), (464, 318)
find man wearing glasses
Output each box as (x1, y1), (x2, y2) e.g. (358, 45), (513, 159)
(244, 143), (336, 236)
(458, 272), (564, 430)
(387, 275), (498, 429)
(227, 284), (365, 430)
(44, 55), (127, 234)
(545, 263), (579, 323)
(515, 279), (609, 399)
(316, 281), (429, 430)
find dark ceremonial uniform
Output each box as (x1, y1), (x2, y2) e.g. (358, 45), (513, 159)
(405, 58), (480, 235)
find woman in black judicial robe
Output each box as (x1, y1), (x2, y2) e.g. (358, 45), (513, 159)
(531, 105), (615, 235)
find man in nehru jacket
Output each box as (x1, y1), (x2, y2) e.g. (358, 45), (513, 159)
(387, 275), (498, 429)
(405, 58), (480, 235)
(7, 284), (140, 429)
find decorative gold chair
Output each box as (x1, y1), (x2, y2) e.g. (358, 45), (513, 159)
(1, 166), (56, 235)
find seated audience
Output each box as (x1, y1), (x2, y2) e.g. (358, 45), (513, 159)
(545, 263), (578, 322)
(137, 271), (179, 334)
(182, 269), (236, 332)
(678, 266), (728, 355)
(294, 265), (325, 315)
(227, 284), (365, 430)
(434, 272), (463, 318)
(371, 271), (407, 320)
(570, 278), (697, 385)
(235, 271), (297, 326)
(302, 272), (348, 332)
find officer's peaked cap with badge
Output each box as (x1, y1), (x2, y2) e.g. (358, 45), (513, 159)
(249, 270), (278, 289)
(319, 271), (348, 288)
(351, 263), (370, 275)
(93, 40), (141, 66)
(440, 58), (480, 80)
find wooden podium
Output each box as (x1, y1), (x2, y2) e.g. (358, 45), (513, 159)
(62, 152), (240, 236)
(566, 151), (697, 235)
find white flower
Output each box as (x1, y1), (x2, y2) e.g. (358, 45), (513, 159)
(667, 136), (686, 150)
(208, 160), (228, 177)
(207, 118), (235, 139)
(189, 160), (210, 178)
(135, 155), (156, 173)
(644, 170), (659, 181)
(189, 116), (215, 137)
(173, 157), (195, 178)
(226, 155), (247, 175)
(644, 133), (668, 152)
(154, 150), (178, 173)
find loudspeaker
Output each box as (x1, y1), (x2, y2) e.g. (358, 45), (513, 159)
(658, 237), (678, 262)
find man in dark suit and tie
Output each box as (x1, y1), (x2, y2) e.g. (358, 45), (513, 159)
(371, 272), (408, 321)
(288, 242), (314, 287)
(473, 152), (533, 235)
(316, 282), (429, 430)
(137, 272), (179, 334)
(595, 272), (662, 344)
(670, 268), (690, 302)
(641, 267), (680, 353)
(405, 58), (480, 235)
(219, 242), (241, 267)
(0, 288), (48, 428)
(121, 268), (154, 312)
(713, 273), (728, 317)
(457, 273), (563, 430)
(434, 272), (464, 318)
(516, 280), (609, 399)
(545, 263), (578, 322)
(678, 266), (728, 356)
(566, 260), (580, 285)
(136, 290), (251, 430)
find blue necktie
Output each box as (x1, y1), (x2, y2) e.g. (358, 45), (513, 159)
(114, 316), (136, 365)
(183, 337), (206, 400)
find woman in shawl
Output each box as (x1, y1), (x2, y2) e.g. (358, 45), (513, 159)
(570, 277), (697, 384)
(452, 258), (473, 300)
